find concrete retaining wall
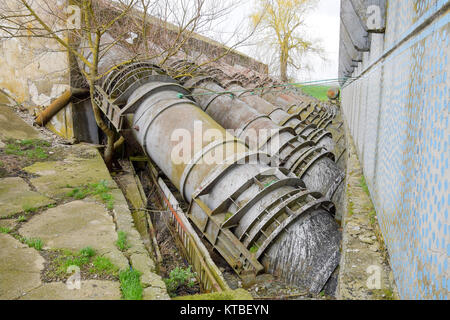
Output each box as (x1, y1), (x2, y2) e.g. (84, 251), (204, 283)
(339, 0), (449, 299)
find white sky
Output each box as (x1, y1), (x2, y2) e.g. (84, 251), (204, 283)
(206, 0), (341, 83)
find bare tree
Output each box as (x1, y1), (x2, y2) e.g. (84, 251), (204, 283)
(0, 0), (258, 168)
(0, 0), (141, 168)
(250, 0), (325, 82)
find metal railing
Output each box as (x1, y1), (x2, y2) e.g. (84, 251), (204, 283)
(156, 177), (230, 293)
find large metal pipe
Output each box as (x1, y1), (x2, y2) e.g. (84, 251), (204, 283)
(176, 64), (344, 222)
(88, 47), (341, 293)
(225, 67), (347, 170)
(203, 65), (336, 153)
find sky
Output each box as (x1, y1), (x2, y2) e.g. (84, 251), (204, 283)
(207, 0), (341, 83)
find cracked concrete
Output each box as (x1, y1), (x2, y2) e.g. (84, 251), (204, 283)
(23, 145), (116, 200)
(20, 280), (122, 300)
(0, 177), (55, 218)
(0, 234), (45, 299)
(18, 200), (129, 271)
(0, 107), (168, 299)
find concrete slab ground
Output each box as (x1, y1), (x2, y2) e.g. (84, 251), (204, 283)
(0, 177), (55, 218)
(0, 234), (45, 299)
(19, 200), (129, 271)
(20, 280), (122, 300)
(0, 106), (169, 300)
(23, 144), (116, 200)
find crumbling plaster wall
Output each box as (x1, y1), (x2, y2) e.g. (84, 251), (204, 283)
(0, 0), (74, 139)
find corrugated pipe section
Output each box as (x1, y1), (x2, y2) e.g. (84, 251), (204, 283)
(91, 58), (341, 294)
(170, 60), (345, 223)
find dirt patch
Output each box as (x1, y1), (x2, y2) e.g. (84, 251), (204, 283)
(0, 139), (65, 178)
(40, 250), (119, 283)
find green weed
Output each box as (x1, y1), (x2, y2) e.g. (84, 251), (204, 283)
(66, 180), (114, 209)
(5, 139), (50, 160)
(23, 237), (43, 250)
(0, 227), (11, 234)
(348, 201), (354, 216)
(249, 244), (259, 253)
(79, 246), (96, 258)
(115, 231), (130, 252)
(360, 176), (370, 196)
(298, 85), (331, 101)
(119, 269), (143, 300)
(22, 204), (38, 214)
(224, 212), (233, 222)
(56, 247), (96, 275)
(164, 266), (197, 297)
(368, 209), (377, 225)
(90, 256), (119, 276)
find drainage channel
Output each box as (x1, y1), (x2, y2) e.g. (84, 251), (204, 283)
(116, 156), (335, 300)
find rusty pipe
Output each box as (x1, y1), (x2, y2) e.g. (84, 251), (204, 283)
(35, 88), (89, 126)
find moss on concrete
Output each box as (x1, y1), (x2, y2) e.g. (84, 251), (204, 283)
(23, 145), (116, 200)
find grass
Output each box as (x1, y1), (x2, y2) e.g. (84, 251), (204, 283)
(79, 246), (96, 258)
(373, 288), (396, 300)
(49, 247), (119, 279)
(359, 176), (370, 196)
(22, 204), (39, 214)
(163, 266), (196, 298)
(22, 237), (44, 250)
(115, 231), (130, 252)
(298, 85), (331, 101)
(249, 244), (259, 254)
(348, 200), (355, 217)
(382, 289), (396, 300)
(90, 256), (119, 276)
(66, 180), (114, 210)
(17, 215), (27, 222)
(368, 209), (377, 225)
(58, 254), (90, 272)
(0, 226), (11, 234)
(224, 212), (233, 222)
(66, 187), (89, 200)
(119, 269), (143, 300)
(4, 139), (51, 160)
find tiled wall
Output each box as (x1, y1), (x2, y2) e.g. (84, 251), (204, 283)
(340, 0), (449, 299)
